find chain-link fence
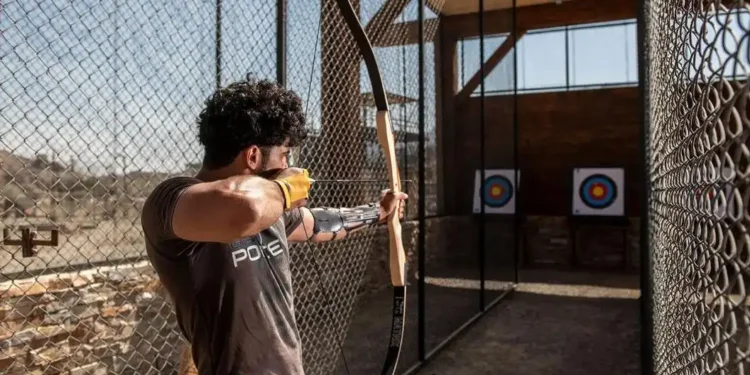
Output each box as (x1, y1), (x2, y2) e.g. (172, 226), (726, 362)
(644, 1), (750, 374)
(1, 0), (443, 374)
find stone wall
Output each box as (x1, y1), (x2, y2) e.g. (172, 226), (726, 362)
(0, 261), (183, 375)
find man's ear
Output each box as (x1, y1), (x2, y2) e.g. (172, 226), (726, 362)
(244, 145), (263, 171)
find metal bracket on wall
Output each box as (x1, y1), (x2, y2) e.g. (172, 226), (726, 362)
(2, 225), (59, 258)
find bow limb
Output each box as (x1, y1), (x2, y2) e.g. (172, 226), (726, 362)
(332, 1), (407, 374)
(332, 0), (405, 289)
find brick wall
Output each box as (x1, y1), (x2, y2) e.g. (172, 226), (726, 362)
(445, 87), (641, 217)
(439, 86), (642, 272)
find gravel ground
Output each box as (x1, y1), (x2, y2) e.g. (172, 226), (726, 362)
(412, 269), (641, 375)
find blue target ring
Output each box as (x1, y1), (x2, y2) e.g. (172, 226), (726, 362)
(482, 175), (513, 208)
(579, 174), (617, 209)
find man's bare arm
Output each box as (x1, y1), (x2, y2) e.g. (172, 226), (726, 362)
(171, 175), (286, 243)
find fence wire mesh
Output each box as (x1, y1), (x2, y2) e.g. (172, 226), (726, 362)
(0, 0), (442, 374)
(288, 2), (444, 374)
(645, 1), (750, 374)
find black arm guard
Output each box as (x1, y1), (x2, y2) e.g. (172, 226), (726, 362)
(310, 203), (380, 239)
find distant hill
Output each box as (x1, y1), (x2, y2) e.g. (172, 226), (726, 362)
(0, 150), (183, 218)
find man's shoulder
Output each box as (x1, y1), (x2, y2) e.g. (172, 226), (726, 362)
(145, 176), (201, 204)
(152, 176), (201, 194)
(141, 176), (201, 236)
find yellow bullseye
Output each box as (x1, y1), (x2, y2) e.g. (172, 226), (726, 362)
(592, 185), (605, 197)
(491, 185), (504, 196)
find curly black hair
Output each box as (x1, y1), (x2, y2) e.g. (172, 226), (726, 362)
(197, 78), (307, 169)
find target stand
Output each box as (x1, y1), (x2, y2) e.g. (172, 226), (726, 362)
(472, 169), (528, 267)
(569, 168), (630, 269)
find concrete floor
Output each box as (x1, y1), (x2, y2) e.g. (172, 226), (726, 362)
(413, 269), (642, 375)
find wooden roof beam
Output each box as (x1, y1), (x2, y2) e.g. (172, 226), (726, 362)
(455, 30), (527, 104)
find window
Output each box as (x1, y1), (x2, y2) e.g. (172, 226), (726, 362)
(457, 19), (639, 95)
(568, 21), (637, 87)
(518, 27), (567, 91)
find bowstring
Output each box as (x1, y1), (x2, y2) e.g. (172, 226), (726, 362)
(296, 6), (352, 374)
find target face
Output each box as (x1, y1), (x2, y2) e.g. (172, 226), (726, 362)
(473, 169), (519, 214)
(483, 175), (514, 208)
(572, 168), (624, 216)
(579, 174), (617, 209)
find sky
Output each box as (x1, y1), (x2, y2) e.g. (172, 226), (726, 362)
(1, 0), (441, 175)
(1, 1), (748, 175)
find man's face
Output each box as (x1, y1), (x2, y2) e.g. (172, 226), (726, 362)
(240, 140), (298, 177)
(260, 145), (292, 171)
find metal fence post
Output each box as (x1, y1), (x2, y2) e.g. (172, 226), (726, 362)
(417, 0), (427, 363)
(276, 0), (287, 87)
(637, 0), (653, 373)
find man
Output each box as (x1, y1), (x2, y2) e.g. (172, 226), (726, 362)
(141, 79), (406, 375)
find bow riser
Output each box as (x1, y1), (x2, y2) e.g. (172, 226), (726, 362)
(376, 110), (406, 288)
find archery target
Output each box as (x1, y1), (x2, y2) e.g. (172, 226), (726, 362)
(473, 169), (520, 214)
(572, 168), (624, 216)
(579, 174), (617, 209)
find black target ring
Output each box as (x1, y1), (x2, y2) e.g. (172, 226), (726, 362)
(578, 174), (617, 209)
(482, 175), (514, 208)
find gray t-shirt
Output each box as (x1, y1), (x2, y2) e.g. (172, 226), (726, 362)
(141, 176), (305, 375)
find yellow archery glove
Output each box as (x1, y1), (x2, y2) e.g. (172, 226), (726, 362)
(273, 168), (313, 210)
